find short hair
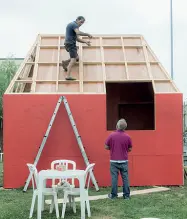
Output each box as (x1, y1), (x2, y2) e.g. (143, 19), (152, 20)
(76, 16), (85, 21)
(116, 119), (127, 131)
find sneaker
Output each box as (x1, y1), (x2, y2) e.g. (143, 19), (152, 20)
(62, 61), (68, 72)
(65, 76), (76, 81)
(123, 196), (130, 200)
(108, 193), (117, 199)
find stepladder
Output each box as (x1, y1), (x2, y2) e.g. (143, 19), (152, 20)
(23, 96), (99, 192)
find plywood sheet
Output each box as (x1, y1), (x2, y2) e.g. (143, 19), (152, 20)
(37, 64), (57, 80)
(105, 64), (126, 80)
(123, 38), (142, 46)
(35, 83), (56, 92)
(154, 81), (177, 92)
(58, 82), (79, 92)
(82, 48), (101, 62)
(39, 48), (58, 62)
(104, 48), (124, 62)
(151, 63), (169, 79)
(41, 37), (59, 45)
(83, 64), (103, 81)
(125, 48), (145, 62)
(128, 64), (149, 79)
(102, 38), (122, 46)
(83, 82), (104, 93)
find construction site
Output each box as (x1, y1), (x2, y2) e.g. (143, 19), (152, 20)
(3, 34), (183, 189)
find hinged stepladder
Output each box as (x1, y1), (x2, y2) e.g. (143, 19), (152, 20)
(23, 96), (99, 192)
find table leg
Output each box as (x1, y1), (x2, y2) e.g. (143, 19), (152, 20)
(79, 176), (85, 219)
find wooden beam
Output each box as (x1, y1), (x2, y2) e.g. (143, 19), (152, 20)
(31, 36), (41, 93)
(141, 36), (156, 93)
(79, 38), (83, 93)
(56, 36), (61, 92)
(40, 34), (143, 38)
(121, 37), (128, 79)
(100, 37), (106, 93)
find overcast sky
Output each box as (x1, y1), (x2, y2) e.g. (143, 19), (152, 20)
(0, 0), (186, 98)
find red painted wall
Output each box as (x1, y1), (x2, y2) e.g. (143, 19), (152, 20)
(3, 93), (183, 188)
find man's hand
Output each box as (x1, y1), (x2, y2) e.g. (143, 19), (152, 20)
(87, 34), (93, 39)
(86, 41), (91, 46)
(105, 145), (110, 150)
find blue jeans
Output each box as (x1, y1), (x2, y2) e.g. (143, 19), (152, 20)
(110, 162), (130, 198)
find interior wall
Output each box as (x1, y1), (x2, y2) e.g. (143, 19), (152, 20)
(106, 82), (155, 130)
(119, 103), (154, 130)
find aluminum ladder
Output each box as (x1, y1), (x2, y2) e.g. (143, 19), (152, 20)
(23, 96), (99, 192)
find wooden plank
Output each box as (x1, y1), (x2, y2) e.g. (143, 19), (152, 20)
(79, 38), (83, 93)
(39, 45), (58, 49)
(37, 62), (60, 65)
(40, 34), (143, 38)
(103, 45), (143, 48)
(5, 35), (39, 93)
(106, 79), (153, 82)
(121, 37), (128, 79)
(100, 37), (106, 93)
(56, 36), (60, 92)
(45, 186), (170, 204)
(5, 92), (106, 95)
(31, 36), (41, 93)
(141, 36), (155, 92)
(15, 80), (33, 83)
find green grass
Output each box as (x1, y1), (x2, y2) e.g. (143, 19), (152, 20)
(0, 162), (187, 219)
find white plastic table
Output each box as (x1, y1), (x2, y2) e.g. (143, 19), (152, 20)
(37, 169), (85, 219)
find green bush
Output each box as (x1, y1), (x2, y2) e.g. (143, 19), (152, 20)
(0, 57), (18, 118)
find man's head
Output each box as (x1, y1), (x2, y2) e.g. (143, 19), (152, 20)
(76, 16), (85, 27)
(116, 119), (127, 131)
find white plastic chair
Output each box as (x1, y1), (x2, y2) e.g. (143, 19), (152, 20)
(0, 153), (3, 162)
(51, 160), (76, 189)
(26, 163), (59, 218)
(50, 160), (76, 212)
(61, 163), (95, 218)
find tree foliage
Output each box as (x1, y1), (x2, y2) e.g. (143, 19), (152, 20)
(0, 57), (18, 118)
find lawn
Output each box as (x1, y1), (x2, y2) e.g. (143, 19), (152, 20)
(0, 162), (187, 219)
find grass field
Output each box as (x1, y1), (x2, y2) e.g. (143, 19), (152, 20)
(0, 162), (187, 219)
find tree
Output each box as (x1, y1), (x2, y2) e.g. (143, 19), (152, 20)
(0, 57), (18, 119)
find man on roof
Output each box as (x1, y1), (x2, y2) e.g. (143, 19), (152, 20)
(62, 16), (92, 80)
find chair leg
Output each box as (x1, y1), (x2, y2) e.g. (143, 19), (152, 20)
(54, 193), (59, 218)
(72, 196), (76, 213)
(49, 196), (54, 213)
(29, 193), (37, 218)
(85, 195), (91, 217)
(61, 192), (68, 219)
(68, 195), (72, 207)
(42, 195), (45, 211)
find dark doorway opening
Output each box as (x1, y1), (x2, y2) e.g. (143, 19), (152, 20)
(106, 82), (155, 130)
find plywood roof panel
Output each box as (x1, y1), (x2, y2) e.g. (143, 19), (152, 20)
(5, 34), (180, 94)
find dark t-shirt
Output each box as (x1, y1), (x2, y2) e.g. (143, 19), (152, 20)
(65, 21), (79, 45)
(105, 130), (132, 161)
